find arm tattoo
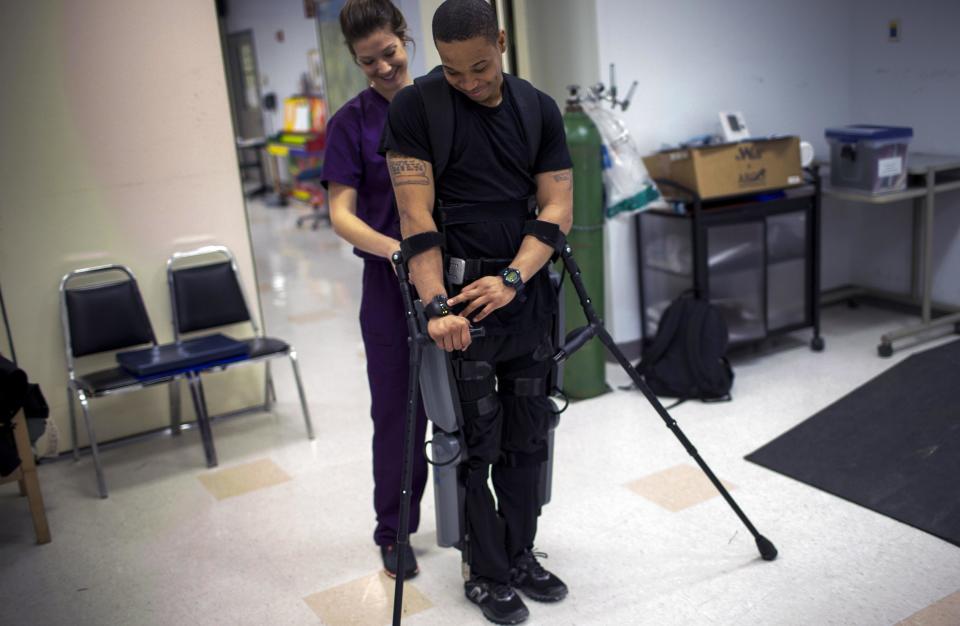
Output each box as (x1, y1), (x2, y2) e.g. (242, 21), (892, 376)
(552, 169), (573, 190)
(387, 152), (430, 186)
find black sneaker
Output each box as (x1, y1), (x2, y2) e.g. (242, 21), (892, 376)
(380, 543), (419, 579)
(510, 550), (568, 602)
(464, 577), (529, 625)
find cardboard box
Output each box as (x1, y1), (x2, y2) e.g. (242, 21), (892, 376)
(643, 136), (803, 200)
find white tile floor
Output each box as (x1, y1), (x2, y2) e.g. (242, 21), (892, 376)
(2, 199), (959, 625)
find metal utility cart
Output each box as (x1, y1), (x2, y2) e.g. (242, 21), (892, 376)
(821, 153), (960, 357)
(637, 172), (823, 351)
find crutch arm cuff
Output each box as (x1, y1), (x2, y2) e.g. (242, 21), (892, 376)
(522, 220), (565, 253)
(400, 231), (445, 262)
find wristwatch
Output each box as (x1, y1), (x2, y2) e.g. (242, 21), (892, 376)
(500, 267), (525, 298)
(424, 294), (450, 320)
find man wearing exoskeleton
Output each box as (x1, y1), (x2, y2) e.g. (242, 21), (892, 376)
(381, 0), (574, 623)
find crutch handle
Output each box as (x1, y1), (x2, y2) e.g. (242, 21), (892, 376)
(553, 323), (598, 363)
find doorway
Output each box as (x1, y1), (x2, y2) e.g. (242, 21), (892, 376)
(224, 29), (269, 196)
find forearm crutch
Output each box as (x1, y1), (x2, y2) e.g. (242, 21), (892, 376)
(389, 252), (485, 625)
(552, 239), (778, 562)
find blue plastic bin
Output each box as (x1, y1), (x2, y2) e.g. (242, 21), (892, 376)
(825, 125), (913, 194)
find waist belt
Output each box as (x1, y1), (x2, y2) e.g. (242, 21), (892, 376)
(438, 196), (537, 285)
(445, 256), (512, 285)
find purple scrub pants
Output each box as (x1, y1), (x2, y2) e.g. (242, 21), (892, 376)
(359, 259), (429, 547)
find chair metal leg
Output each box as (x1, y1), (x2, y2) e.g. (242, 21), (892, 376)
(264, 361), (277, 411)
(67, 385), (79, 461)
(169, 378), (182, 436)
(186, 374), (218, 468)
(77, 390), (108, 498)
(288, 350), (315, 440)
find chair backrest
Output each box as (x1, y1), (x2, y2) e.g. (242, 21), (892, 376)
(167, 246), (254, 338)
(59, 265), (157, 366)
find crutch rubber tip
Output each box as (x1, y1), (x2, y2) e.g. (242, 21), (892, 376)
(756, 535), (778, 561)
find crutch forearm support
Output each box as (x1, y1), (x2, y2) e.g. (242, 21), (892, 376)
(399, 231), (445, 262)
(552, 239), (778, 562)
(389, 251), (487, 626)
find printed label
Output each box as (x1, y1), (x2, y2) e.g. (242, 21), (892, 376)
(739, 168), (767, 187)
(877, 157), (903, 177)
(669, 151), (689, 162)
(735, 145), (764, 161)
(787, 175), (801, 185)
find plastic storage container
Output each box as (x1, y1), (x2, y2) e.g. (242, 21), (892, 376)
(825, 125), (913, 194)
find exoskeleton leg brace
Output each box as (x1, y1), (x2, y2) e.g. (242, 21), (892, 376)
(390, 234), (778, 626)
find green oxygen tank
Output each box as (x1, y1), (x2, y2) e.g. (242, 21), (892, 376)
(561, 88), (608, 399)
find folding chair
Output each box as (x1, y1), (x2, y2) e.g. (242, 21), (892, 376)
(166, 246), (315, 444)
(60, 264), (212, 498)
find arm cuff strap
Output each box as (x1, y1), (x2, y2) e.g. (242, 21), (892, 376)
(400, 231), (445, 262)
(522, 220), (564, 251)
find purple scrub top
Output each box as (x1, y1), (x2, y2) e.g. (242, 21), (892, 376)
(321, 87), (398, 260)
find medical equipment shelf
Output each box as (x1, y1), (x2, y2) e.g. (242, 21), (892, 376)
(638, 174), (823, 352)
(820, 153), (960, 356)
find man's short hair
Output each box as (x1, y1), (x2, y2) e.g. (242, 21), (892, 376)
(432, 0), (499, 44)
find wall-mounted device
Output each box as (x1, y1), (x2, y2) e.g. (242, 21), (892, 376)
(719, 111), (751, 142)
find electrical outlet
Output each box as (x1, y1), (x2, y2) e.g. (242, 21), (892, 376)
(888, 19), (900, 42)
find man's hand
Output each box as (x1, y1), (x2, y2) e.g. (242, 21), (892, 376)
(447, 276), (516, 322)
(427, 314), (472, 352)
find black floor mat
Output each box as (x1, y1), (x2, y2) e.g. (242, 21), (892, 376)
(746, 339), (960, 546)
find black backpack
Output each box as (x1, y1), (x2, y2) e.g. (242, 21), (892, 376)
(637, 294), (734, 401)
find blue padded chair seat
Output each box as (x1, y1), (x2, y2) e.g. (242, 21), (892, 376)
(75, 367), (173, 395)
(244, 337), (289, 359)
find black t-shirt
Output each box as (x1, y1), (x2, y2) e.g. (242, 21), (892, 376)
(381, 76), (573, 334)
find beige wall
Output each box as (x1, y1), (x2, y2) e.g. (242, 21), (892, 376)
(418, 0), (445, 71)
(0, 0), (264, 451)
(515, 0), (600, 105)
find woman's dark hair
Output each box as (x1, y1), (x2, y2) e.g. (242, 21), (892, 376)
(432, 0), (498, 44)
(339, 0), (412, 58)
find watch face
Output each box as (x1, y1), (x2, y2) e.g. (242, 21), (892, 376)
(503, 269), (520, 285)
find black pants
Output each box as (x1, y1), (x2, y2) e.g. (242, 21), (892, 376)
(456, 318), (555, 583)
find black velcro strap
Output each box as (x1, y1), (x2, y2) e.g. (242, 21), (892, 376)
(446, 256), (513, 285)
(461, 392), (499, 420)
(522, 220), (564, 251)
(498, 377), (546, 397)
(400, 231), (445, 262)
(440, 198), (533, 226)
(499, 447), (548, 468)
(452, 359), (493, 381)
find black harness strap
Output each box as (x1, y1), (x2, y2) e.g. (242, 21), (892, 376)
(522, 220), (564, 252)
(461, 392), (499, 420)
(439, 197), (533, 226)
(400, 231), (445, 263)
(452, 359), (494, 381)
(498, 377), (546, 397)
(414, 67), (455, 181)
(439, 198), (538, 285)
(414, 67), (543, 181)
(445, 257), (513, 286)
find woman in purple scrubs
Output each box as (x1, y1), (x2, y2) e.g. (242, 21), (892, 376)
(322, 0), (426, 579)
